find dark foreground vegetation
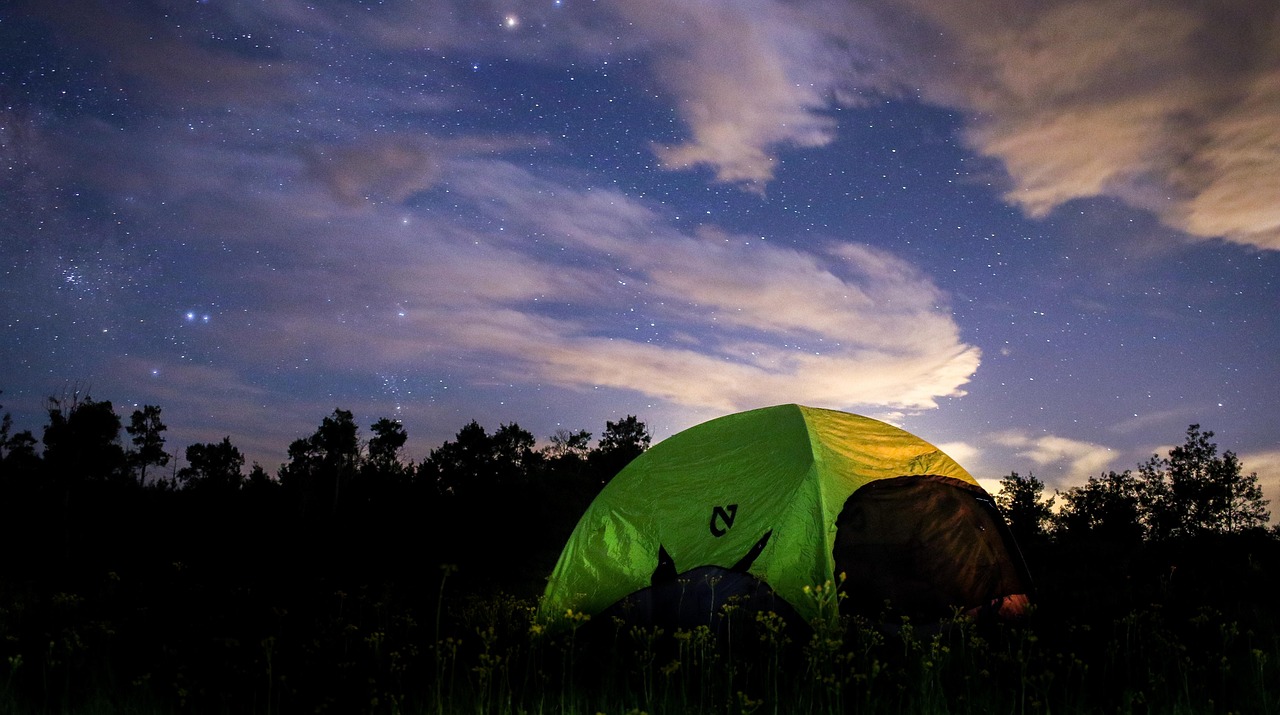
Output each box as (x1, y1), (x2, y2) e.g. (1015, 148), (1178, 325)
(0, 392), (1276, 713)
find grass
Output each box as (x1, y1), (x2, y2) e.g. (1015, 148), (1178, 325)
(3, 572), (1277, 715)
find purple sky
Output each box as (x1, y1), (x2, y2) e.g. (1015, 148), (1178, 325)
(2, 0), (1278, 511)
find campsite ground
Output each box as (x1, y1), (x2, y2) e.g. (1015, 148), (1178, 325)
(1, 496), (1277, 714)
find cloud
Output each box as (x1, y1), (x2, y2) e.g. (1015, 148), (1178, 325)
(936, 441), (981, 467)
(992, 430), (1117, 477)
(32, 0), (1279, 249)
(406, 0), (1280, 248)
(1239, 449), (1280, 524)
(303, 138), (442, 207)
(621, 1), (840, 188)
(564, 0), (1280, 246)
(550, 0), (1280, 247)
(178, 148), (982, 415)
(866, 0), (1280, 250)
(415, 160), (982, 410)
(324, 0), (849, 190)
(46, 103), (975, 421)
(26, 1), (296, 108)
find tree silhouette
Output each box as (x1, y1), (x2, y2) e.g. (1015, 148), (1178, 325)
(178, 437), (246, 492)
(280, 409), (360, 516)
(1053, 470), (1144, 543)
(0, 409), (40, 484)
(589, 415), (651, 482)
(42, 395), (127, 485)
(491, 422), (542, 485)
(244, 462), (276, 493)
(1138, 425), (1271, 539)
(544, 428), (592, 463)
(367, 418), (408, 473)
(126, 404), (169, 487)
(995, 471), (1054, 545)
(425, 420), (542, 496)
(424, 420), (493, 497)
(361, 417), (411, 502)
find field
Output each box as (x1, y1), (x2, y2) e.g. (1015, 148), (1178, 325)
(3, 543), (1278, 715)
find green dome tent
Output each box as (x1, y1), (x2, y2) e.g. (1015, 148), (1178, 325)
(542, 404), (1029, 625)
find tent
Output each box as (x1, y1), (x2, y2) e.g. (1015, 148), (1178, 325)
(542, 404), (1030, 626)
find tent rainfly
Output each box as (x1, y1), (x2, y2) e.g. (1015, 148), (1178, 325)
(542, 404), (1030, 626)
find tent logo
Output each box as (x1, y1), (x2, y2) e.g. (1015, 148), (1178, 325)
(710, 504), (738, 537)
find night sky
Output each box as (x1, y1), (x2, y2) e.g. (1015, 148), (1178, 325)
(2, 0), (1277, 507)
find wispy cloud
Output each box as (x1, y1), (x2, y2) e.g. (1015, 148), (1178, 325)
(522, 0), (1280, 247)
(1239, 449), (1280, 524)
(53, 96), (981, 422)
(620, 1), (841, 188)
(303, 138), (443, 208)
(505, 0), (1280, 247)
(254, 155), (982, 413)
(992, 430), (1118, 478)
(38, 0), (1278, 247)
(902, 0), (1280, 250)
(27, 1), (296, 108)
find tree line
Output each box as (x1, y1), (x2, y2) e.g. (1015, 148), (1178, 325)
(0, 390), (1276, 713)
(0, 391), (650, 499)
(3, 391), (1272, 562)
(0, 389), (656, 600)
(994, 423), (1272, 547)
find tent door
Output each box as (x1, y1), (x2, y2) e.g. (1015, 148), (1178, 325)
(833, 475), (1030, 618)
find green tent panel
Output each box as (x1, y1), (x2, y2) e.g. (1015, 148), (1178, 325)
(543, 404), (1027, 623)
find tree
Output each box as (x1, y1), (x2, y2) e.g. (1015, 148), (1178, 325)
(0, 423), (39, 479)
(491, 422), (541, 482)
(280, 409), (360, 515)
(39, 394), (127, 563)
(367, 418), (408, 474)
(178, 437), (245, 491)
(361, 417), (411, 502)
(994, 471), (1054, 544)
(425, 420), (493, 496)
(126, 405), (169, 487)
(1053, 470), (1144, 543)
(425, 420), (541, 496)
(1138, 425), (1270, 540)
(0, 402), (40, 483)
(540, 427), (600, 530)
(590, 415), (651, 482)
(42, 395), (127, 485)
(544, 428), (592, 463)
(243, 463), (278, 494)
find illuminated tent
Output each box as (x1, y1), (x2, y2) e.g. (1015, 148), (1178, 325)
(542, 404), (1029, 626)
